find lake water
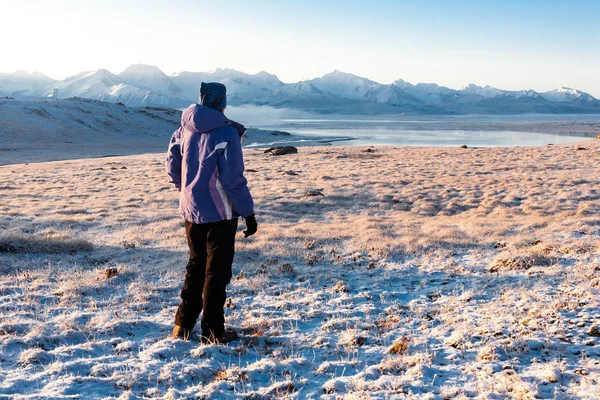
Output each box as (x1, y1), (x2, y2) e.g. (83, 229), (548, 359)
(223, 107), (600, 148)
(244, 124), (590, 147)
(248, 119), (590, 147)
(280, 127), (587, 147)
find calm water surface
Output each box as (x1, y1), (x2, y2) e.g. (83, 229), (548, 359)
(262, 118), (593, 147)
(286, 127), (586, 147)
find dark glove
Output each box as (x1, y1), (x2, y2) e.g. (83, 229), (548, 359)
(243, 214), (257, 238)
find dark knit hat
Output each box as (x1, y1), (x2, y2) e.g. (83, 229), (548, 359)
(199, 82), (227, 111)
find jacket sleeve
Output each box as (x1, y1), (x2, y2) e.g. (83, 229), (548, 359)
(165, 127), (183, 191)
(218, 129), (255, 218)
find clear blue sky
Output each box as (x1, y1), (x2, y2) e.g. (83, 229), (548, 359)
(1, 0), (598, 96)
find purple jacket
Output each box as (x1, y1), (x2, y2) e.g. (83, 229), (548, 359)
(165, 104), (254, 224)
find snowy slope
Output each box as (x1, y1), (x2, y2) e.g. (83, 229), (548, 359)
(7, 68), (189, 108)
(0, 97), (180, 164)
(392, 78), (414, 91)
(305, 70), (380, 99)
(44, 69), (122, 99)
(96, 84), (189, 109)
(542, 87), (600, 106)
(364, 84), (424, 106)
(398, 82), (457, 104)
(499, 89), (545, 99)
(0, 70), (56, 97)
(284, 81), (325, 95)
(171, 68), (284, 105)
(274, 71), (440, 113)
(119, 64), (183, 97)
(460, 83), (506, 98)
(3, 66), (600, 114)
(304, 71), (432, 111)
(0, 97), (300, 164)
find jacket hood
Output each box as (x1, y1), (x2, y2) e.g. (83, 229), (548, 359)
(181, 104), (230, 134)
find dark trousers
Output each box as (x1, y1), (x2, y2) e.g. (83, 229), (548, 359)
(175, 218), (238, 336)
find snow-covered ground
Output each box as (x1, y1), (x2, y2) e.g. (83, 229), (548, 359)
(0, 98), (298, 165)
(1, 141), (599, 398)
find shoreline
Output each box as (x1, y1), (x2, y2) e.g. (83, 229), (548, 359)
(2, 138), (598, 168)
(271, 118), (600, 138)
(2, 97), (598, 165)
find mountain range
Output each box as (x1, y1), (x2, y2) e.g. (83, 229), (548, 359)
(1, 64), (599, 115)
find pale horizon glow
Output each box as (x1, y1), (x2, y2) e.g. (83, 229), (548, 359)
(1, 0), (599, 96)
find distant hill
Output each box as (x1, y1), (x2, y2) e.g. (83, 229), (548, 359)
(1, 65), (600, 115)
(0, 97), (293, 165)
(0, 97), (180, 164)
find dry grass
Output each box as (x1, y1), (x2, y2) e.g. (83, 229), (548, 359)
(489, 252), (554, 272)
(388, 337), (410, 355)
(0, 230), (93, 254)
(1, 140), (599, 398)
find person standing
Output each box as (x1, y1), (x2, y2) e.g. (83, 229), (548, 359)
(166, 82), (257, 344)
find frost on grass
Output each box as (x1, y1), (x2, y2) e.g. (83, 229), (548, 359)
(489, 251), (554, 272)
(0, 229), (93, 254)
(1, 142), (600, 398)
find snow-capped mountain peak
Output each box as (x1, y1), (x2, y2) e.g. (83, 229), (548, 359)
(460, 83), (505, 97)
(556, 86), (583, 95)
(1, 67), (598, 114)
(509, 89), (542, 99)
(206, 67), (230, 76)
(0, 70), (56, 97)
(392, 79), (414, 90)
(10, 70), (53, 80)
(119, 64), (181, 96)
(319, 70), (379, 86)
(291, 81), (324, 94)
(393, 81), (457, 104)
(45, 69), (121, 99)
(169, 68), (285, 104)
(414, 83), (455, 94)
(307, 70), (380, 99)
(120, 64), (164, 77)
(541, 86), (597, 104)
(256, 70), (276, 77)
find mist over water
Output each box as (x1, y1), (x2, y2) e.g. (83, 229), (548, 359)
(226, 105), (312, 127)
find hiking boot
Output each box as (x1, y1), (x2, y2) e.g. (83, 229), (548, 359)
(172, 325), (192, 340)
(201, 328), (238, 344)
